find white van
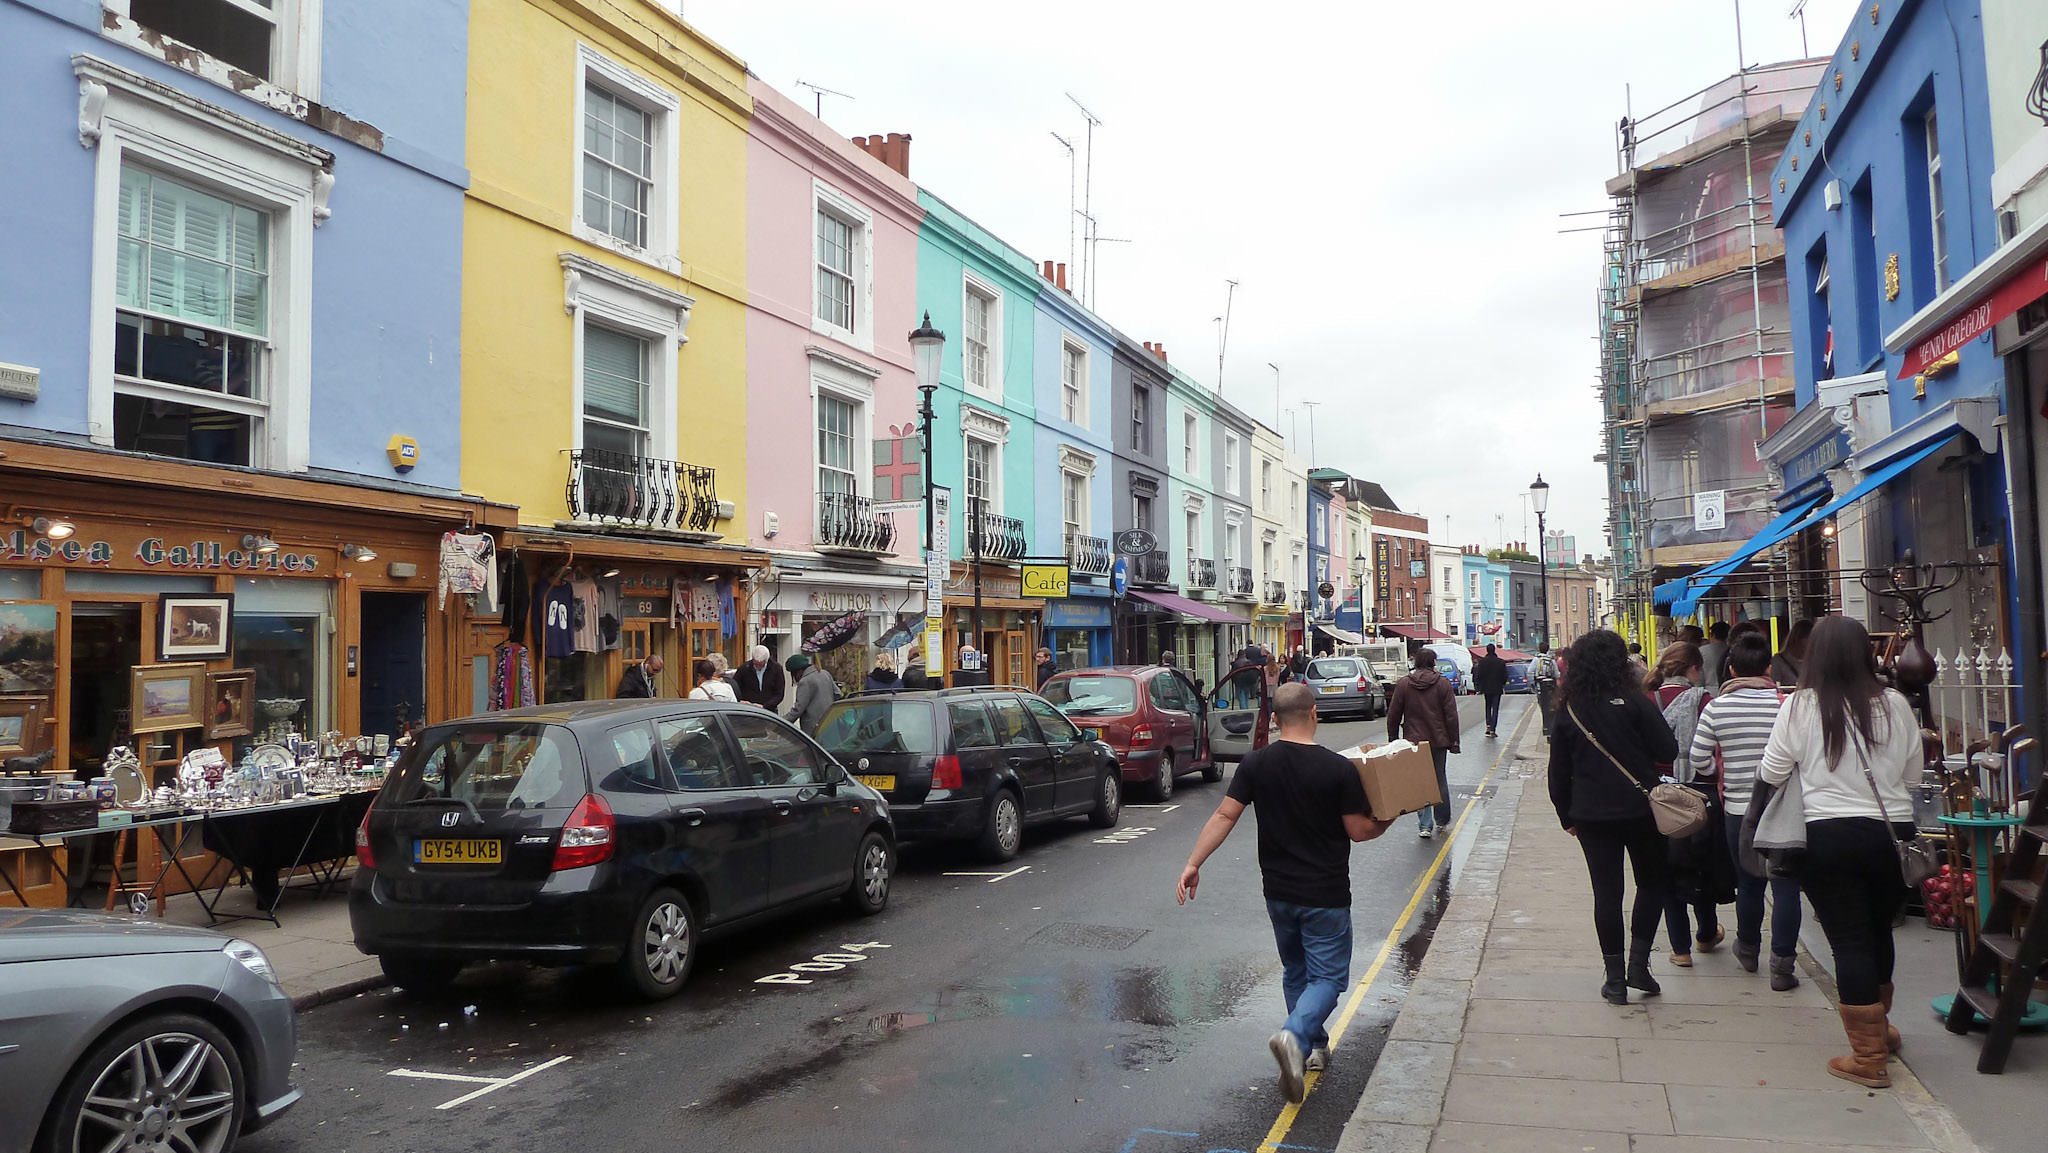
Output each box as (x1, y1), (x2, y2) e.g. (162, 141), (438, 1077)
(1333, 640), (1411, 689)
(1422, 643), (1475, 695)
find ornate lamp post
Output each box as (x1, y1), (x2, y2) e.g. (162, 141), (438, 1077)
(910, 313), (945, 673)
(1530, 474), (1551, 647)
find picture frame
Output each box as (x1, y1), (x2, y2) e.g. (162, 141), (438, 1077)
(0, 695), (51, 759)
(0, 602), (59, 695)
(158, 593), (234, 662)
(131, 663), (207, 735)
(205, 669), (257, 741)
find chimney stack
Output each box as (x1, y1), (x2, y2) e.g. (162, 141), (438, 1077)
(848, 133), (912, 178)
(1055, 262), (1067, 291)
(1042, 260), (1056, 282)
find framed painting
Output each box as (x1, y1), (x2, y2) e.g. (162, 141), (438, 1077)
(158, 593), (234, 662)
(0, 695), (51, 758)
(131, 663), (207, 734)
(0, 602), (59, 695)
(206, 669), (257, 741)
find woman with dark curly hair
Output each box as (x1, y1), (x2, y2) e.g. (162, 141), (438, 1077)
(1549, 629), (1678, 1004)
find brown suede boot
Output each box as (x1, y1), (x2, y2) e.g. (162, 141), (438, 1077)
(1877, 983), (1902, 1056)
(1827, 1004), (1892, 1088)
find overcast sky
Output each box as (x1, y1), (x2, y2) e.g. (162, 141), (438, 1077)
(687, 0), (1865, 561)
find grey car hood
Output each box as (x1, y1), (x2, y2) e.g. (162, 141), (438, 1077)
(0, 908), (227, 964)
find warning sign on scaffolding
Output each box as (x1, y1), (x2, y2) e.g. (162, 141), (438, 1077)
(1693, 490), (1726, 533)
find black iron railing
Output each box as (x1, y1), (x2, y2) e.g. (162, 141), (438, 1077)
(1132, 550), (1171, 586)
(568, 449), (718, 533)
(1066, 532), (1112, 575)
(1187, 557), (1216, 589)
(1226, 567), (1254, 597)
(1265, 579), (1288, 605)
(816, 492), (897, 554)
(969, 509), (1027, 561)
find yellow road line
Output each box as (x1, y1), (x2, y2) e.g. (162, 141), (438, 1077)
(1253, 702), (1533, 1153)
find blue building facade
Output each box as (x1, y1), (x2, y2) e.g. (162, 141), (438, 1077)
(1031, 268), (1117, 668)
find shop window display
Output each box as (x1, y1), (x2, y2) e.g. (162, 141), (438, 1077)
(68, 604), (142, 775)
(800, 614), (868, 695)
(235, 615), (325, 737)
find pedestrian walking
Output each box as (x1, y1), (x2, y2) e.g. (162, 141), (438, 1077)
(1771, 618), (1814, 688)
(687, 658), (736, 702)
(735, 645), (786, 709)
(1177, 682), (1392, 1103)
(1158, 649), (1177, 671)
(1756, 615), (1924, 1088)
(1547, 629), (1678, 1005)
(1699, 621), (1731, 691)
(1688, 632), (1802, 989)
(864, 652), (902, 693)
(1385, 649), (1460, 840)
(1627, 642), (1649, 686)
(1472, 643), (1509, 738)
(615, 653), (663, 698)
(1284, 646), (1310, 683)
(1647, 642), (1725, 967)
(1532, 641), (1561, 734)
(901, 650), (929, 690)
(784, 653), (837, 735)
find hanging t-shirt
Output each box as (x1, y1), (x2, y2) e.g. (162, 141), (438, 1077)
(570, 579), (602, 652)
(598, 579), (622, 651)
(532, 580), (575, 659)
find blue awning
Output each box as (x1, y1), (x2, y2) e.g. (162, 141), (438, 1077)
(1662, 432), (1958, 618)
(1653, 493), (1825, 611)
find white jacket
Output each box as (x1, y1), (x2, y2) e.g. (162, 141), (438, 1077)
(1758, 689), (1921, 821)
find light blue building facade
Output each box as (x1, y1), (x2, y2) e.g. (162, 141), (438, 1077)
(1031, 268), (1117, 668)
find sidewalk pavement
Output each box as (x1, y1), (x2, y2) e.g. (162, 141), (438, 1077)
(161, 878), (385, 1009)
(1338, 732), (1990, 1153)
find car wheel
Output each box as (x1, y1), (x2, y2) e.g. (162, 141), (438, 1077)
(379, 954), (465, 995)
(620, 887), (696, 1000)
(1201, 754), (1223, 783)
(1150, 750), (1176, 802)
(845, 830), (893, 915)
(40, 1013), (243, 1153)
(978, 789), (1023, 862)
(1088, 767), (1122, 828)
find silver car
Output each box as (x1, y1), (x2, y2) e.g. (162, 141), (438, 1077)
(0, 909), (299, 1153)
(1299, 656), (1386, 720)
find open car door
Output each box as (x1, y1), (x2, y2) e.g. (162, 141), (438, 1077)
(1207, 664), (1272, 763)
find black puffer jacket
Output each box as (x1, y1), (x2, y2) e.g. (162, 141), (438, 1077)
(1548, 690), (1678, 827)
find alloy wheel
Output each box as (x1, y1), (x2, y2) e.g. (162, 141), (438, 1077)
(69, 1031), (238, 1153)
(995, 796), (1021, 854)
(1101, 773), (1120, 820)
(643, 900), (692, 987)
(860, 837), (890, 906)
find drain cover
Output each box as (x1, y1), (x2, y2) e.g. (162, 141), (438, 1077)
(1025, 922), (1148, 950)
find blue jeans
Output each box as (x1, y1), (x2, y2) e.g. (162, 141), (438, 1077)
(1725, 810), (1802, 957)
(1417, 747), (1452, 831)
(1483, 692), (1502, 732)
(1267, 899), (1353, 1049)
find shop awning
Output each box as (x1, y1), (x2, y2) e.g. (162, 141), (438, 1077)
(1887, 211), (2048, 379)
(1315, 623), (1364, 645)
(1653, 493), (1825, 612)
(1661, 433), (1958, 618)
(1127, 589), (1243, 624)
(1382, 623), (1453, 641)
(1472, 647), (1535, 662)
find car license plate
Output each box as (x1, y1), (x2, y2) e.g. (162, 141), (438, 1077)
(1319, 685), (1344, 694)
(854, 774), (895, 791)
(413, 838), (502, 865)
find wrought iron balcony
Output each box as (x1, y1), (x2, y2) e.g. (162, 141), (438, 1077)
(815, 491), (897, 555)
(1264, 579), (1289, 605)
(1131, 550), (1172, 586)
(967, 509), (1027, 561)
(1066, 532), (1112, 576)
(1226, 566), (1255, 598)
(1187, 557), (1217, 590)
(567, 449), (719, 534)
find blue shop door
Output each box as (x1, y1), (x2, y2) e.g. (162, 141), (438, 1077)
(360, 591), (427, 738)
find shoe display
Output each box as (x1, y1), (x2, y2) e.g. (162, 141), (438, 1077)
(1269, 1030), (1306, 1103)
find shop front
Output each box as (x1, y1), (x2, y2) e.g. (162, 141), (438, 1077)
(753, 563), (925, 696)
(1043, 588), (1113, 673)
(943, 564), (1043, 687)
(1252, 605), (1290, 664)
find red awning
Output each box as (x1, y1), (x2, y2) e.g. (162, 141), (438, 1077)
(1471, 646), (1535, 662)
(1382, 623), (1453, 641)
(1898, 245), (2048, 379)
(1127, 589), (1243, 624)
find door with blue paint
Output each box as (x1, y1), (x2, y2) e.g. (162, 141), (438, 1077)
(360, 591), (427, 738)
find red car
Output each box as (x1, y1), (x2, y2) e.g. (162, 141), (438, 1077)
(1041, 666), (1219, 801)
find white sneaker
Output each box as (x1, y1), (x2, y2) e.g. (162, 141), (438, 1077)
(1306, 1046), (1329, 1073)
(1268, 1030), (1306, 1103)
(1418, 826), (1435, 840)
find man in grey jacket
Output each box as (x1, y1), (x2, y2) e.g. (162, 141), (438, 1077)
(784, 653), (837, 735)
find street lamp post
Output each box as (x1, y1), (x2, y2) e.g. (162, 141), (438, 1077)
(1530, 474), (1551, 647)
(910, 313), (945, 675)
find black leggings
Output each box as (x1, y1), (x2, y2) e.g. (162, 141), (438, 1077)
(1799, 818), (1910, 1006)
(1575, 816), (1672, 955)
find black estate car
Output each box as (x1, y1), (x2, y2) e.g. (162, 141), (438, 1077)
(350, 700), (894, 1000)
(812, 686), (1123, 862)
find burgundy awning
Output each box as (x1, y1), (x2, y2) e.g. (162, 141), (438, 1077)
(1127, 589), (1243, 624)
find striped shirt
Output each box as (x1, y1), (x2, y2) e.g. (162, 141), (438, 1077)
(1688, 685), (1786, 814)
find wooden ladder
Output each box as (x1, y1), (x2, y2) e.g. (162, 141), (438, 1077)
(1945, 745), (2048, 1073)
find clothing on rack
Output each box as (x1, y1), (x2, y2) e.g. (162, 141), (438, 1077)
(437, 532), (498, 610)
(498, 549), (529, 645)
(598, 579), (622, 651)
(570, 578), (602, 653)
(533, 579), (575, 659)
(489, 642), (537, 710)
(716, 578), (737, 639)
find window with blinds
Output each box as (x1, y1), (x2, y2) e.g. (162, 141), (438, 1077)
(584, 86), (653, 247)
(816, 209), (856, 331)
(817, 393), (857, 496)
(582, 324), (649, 458)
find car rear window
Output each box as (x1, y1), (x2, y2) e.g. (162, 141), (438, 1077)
(816, 700), (940, 757)
(1043, 675), (1137, 716)
(1309, 659), (1360, 679)
(388, 724), (585, 812)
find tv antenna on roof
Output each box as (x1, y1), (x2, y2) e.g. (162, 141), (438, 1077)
(1066, 93), (1103, 305)
(1787, 0), (1811, 57)
(794, 80), (855, 120)
(1051, 132), (1076, 278)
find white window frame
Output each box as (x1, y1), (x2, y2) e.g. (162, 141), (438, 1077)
(1224, 511), (1244, 577)
(579, 322), (654, 458)
(1470, 572), (1480, 600)
(1289, 481), (1301, 522)
(1131, 385), (1150, 454)
(961, 404), (1010, 517)
(1182, 412), (1199, 473)
(807, 350), (879, 534)
(563, 253), (692, 462)
(1924, 107), (1950, 293)
(102, 0), (324, 105)
(960, 272), (1003, 400)
(1259, 458), (1273, 511)
(1060, 336), (1088, 426)
(1493, 577), (1505, 606)
(1291, 545), (1305, 592)
(812, 179), (875, 352)
(81, 55), (329, 470)
(1261, 540), (1275, 586)
(1184, 509), (1202, 574)
(1060, 468), (1089, 539)
(573, 46), (681, 274)
(1223, 432), (1240, 495)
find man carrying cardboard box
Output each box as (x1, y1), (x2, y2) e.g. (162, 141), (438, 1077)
(1176, 682), (1393, 1104)
(1386, 648), (1462, 839)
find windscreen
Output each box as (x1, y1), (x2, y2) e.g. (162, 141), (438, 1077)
(384, 724), (585, 812)
(816, 700), (940, 756)
(1042, 675), (1138, 716)
(1308, 659), (1360, 679)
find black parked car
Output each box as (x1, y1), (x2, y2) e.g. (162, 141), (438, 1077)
(813, 686), (1122, 862)
(350, 700), (894, 1000)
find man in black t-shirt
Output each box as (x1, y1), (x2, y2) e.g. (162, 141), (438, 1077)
(1177, 682), (1391, 1104)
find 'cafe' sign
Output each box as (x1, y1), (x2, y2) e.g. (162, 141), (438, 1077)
(1, 530), (322, 573)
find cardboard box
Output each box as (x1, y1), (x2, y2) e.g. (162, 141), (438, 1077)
(1346, 742), (1443, 819)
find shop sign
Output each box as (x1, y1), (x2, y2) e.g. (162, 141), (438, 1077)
(924, 616), (944, 670)
(1374, 538), (1391, 600)
(807, 590), (876, 613)
(1780, 428), (1850, 497)
(1692, 490), (1726, 533)
(1043, 599), (1111, 629)
(622, 594), (670, 620)
(1020, 564), (1070, 599)
(1900, 249), (2048, 379)
(945, 572), (1025, 599)
(0, 531), (321, 573)
(620, 571), (673, 594)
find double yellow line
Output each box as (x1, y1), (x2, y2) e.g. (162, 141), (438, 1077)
(1252, 702), (1532, 1153)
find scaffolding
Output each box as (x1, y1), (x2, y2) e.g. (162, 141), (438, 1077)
(1599, 59), (1824, 630)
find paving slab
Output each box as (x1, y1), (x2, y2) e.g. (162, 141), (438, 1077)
(1666, 1084), (1933, 1147)
(1349, 1039), (1456, 1126)
(1439, 1072), (1672, 1134)
(1452, 1032), (1618, 1081)
(1464, 997), (1654, 1038)
(1631, 1138), (1934, 1153)
(1617, 1037), (1866, 1091)
(1476, 967), (1832, 1008)
(1645, 1003), (1847, 1043)
(1429, 1119), (1628, 1153)
(1388, 977), (1473, 1043)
